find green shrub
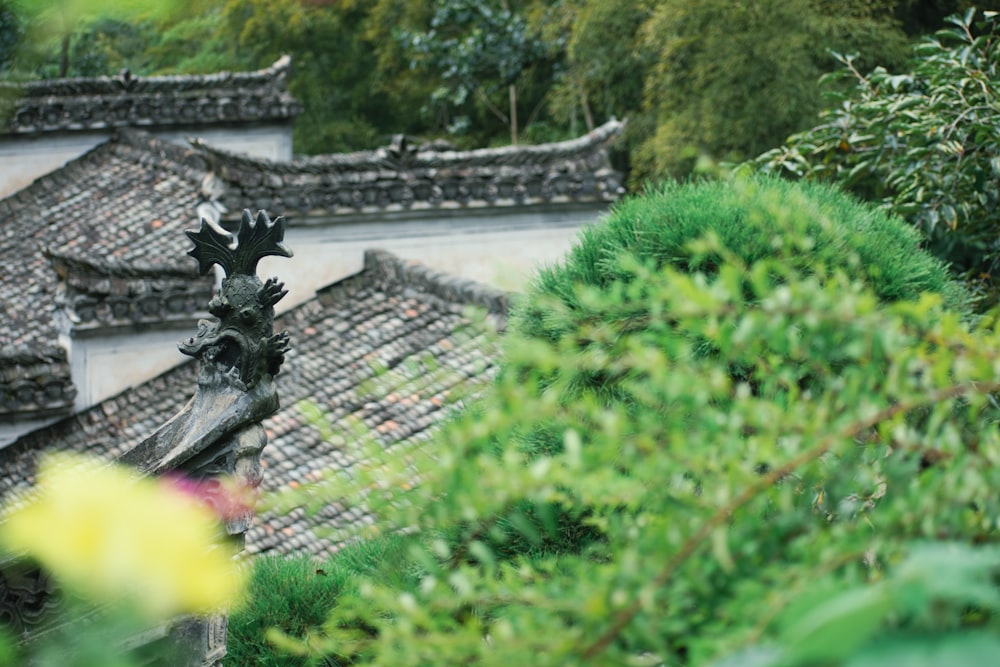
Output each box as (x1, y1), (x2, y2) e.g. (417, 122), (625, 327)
(260, 179), (1000, 666)
(512, 176), (971, 430)
(518, 175), (968, 345)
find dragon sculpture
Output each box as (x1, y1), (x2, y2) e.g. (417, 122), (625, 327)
(0, 209), (293, 664)
(120, 208), (293, 537)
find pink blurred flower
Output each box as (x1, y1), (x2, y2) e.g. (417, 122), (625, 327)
(162, 474), (257, 523)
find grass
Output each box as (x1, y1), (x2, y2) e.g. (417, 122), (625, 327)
(227, 534), (413, 667)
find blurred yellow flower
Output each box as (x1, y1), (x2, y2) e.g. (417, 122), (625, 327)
(0, 453), (246, 621)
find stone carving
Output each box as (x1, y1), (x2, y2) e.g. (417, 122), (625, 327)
(0, 209), (291, 663)
(0, 560), (58, 636)
(120, 209), (292, 536)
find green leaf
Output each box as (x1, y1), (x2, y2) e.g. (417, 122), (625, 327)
(844, 633), (1000, 667)
(705, 645), (784, 667)
(892, 542), (1000, 613)
(781, 585), (892, 665)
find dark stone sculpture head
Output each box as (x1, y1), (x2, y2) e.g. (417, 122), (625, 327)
(120, 209), (292, 536)
(180, 209), (292, 391)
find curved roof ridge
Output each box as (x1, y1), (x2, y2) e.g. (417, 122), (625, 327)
(194, 120), (625, 215)
(2, 57), (301, 136)
(356, 249), (509, 318)
(44, 246), (199, 280)
(192, 118), (626, 176)
(2, 56), (293, 99)
(111, 128), (213, 180)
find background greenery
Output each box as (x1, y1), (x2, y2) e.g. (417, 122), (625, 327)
(1, 1), (994, 163)
(5, 2), (1000, 267)
(756, 8), (1000, 295)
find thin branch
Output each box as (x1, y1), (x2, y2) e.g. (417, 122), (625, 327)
(524, 91), (549, 133)
(476, 87), (510, 127)
(509, 84), (518, 145)
(579, 379), (1000, 661)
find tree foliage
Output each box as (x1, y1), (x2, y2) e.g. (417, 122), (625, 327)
(398, 0), (550, 145)
(756, 8), (1000, 291)
(6, 0), (182, 78)
(4, 0), (996, 181)
(632, 0), (914, 184)
(540, 0), (650, 133)
(238, 178), (999, 666)
(0, 0), (22, 73)
(218, 0), (385, 152)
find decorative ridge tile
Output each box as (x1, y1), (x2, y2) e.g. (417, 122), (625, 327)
(194, 119), (626, 215)
(1, 56), (302, 136)
(197, 118), (624, 173)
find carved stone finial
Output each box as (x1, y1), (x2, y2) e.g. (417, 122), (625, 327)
(121, 209), (293, 538)
(177, 209), (293, 391)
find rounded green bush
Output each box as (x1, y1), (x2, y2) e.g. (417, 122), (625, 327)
(514, 175), (969, 342)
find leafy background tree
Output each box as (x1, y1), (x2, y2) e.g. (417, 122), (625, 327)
(534, 0), (650, 134)
(631, 0), (912, 184)
(209, 0), (392, 153)
(398, 0), (549, 145)
(756, 8), (1000, 299)
(7, 0), (184, 78)
(0, 0), (22, 73)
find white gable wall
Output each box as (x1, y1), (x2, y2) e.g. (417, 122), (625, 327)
(0, 125), (293, 198)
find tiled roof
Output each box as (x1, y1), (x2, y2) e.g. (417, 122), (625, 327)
(0, 123), (621, 420)
(196, 118), (626, 217)
(0, 250), (506, 559)
(0, 131), (214, 418)
(1, 57), (301, 136)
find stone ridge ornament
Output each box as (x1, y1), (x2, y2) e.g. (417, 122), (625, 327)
(0, 210), (292, 663)
(121, 209), (293, 537)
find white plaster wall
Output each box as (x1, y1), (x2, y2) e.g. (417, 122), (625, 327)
(258, 205), (609, 311)
(0, 125), (294, 198)
(69, 324), (195, 412)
